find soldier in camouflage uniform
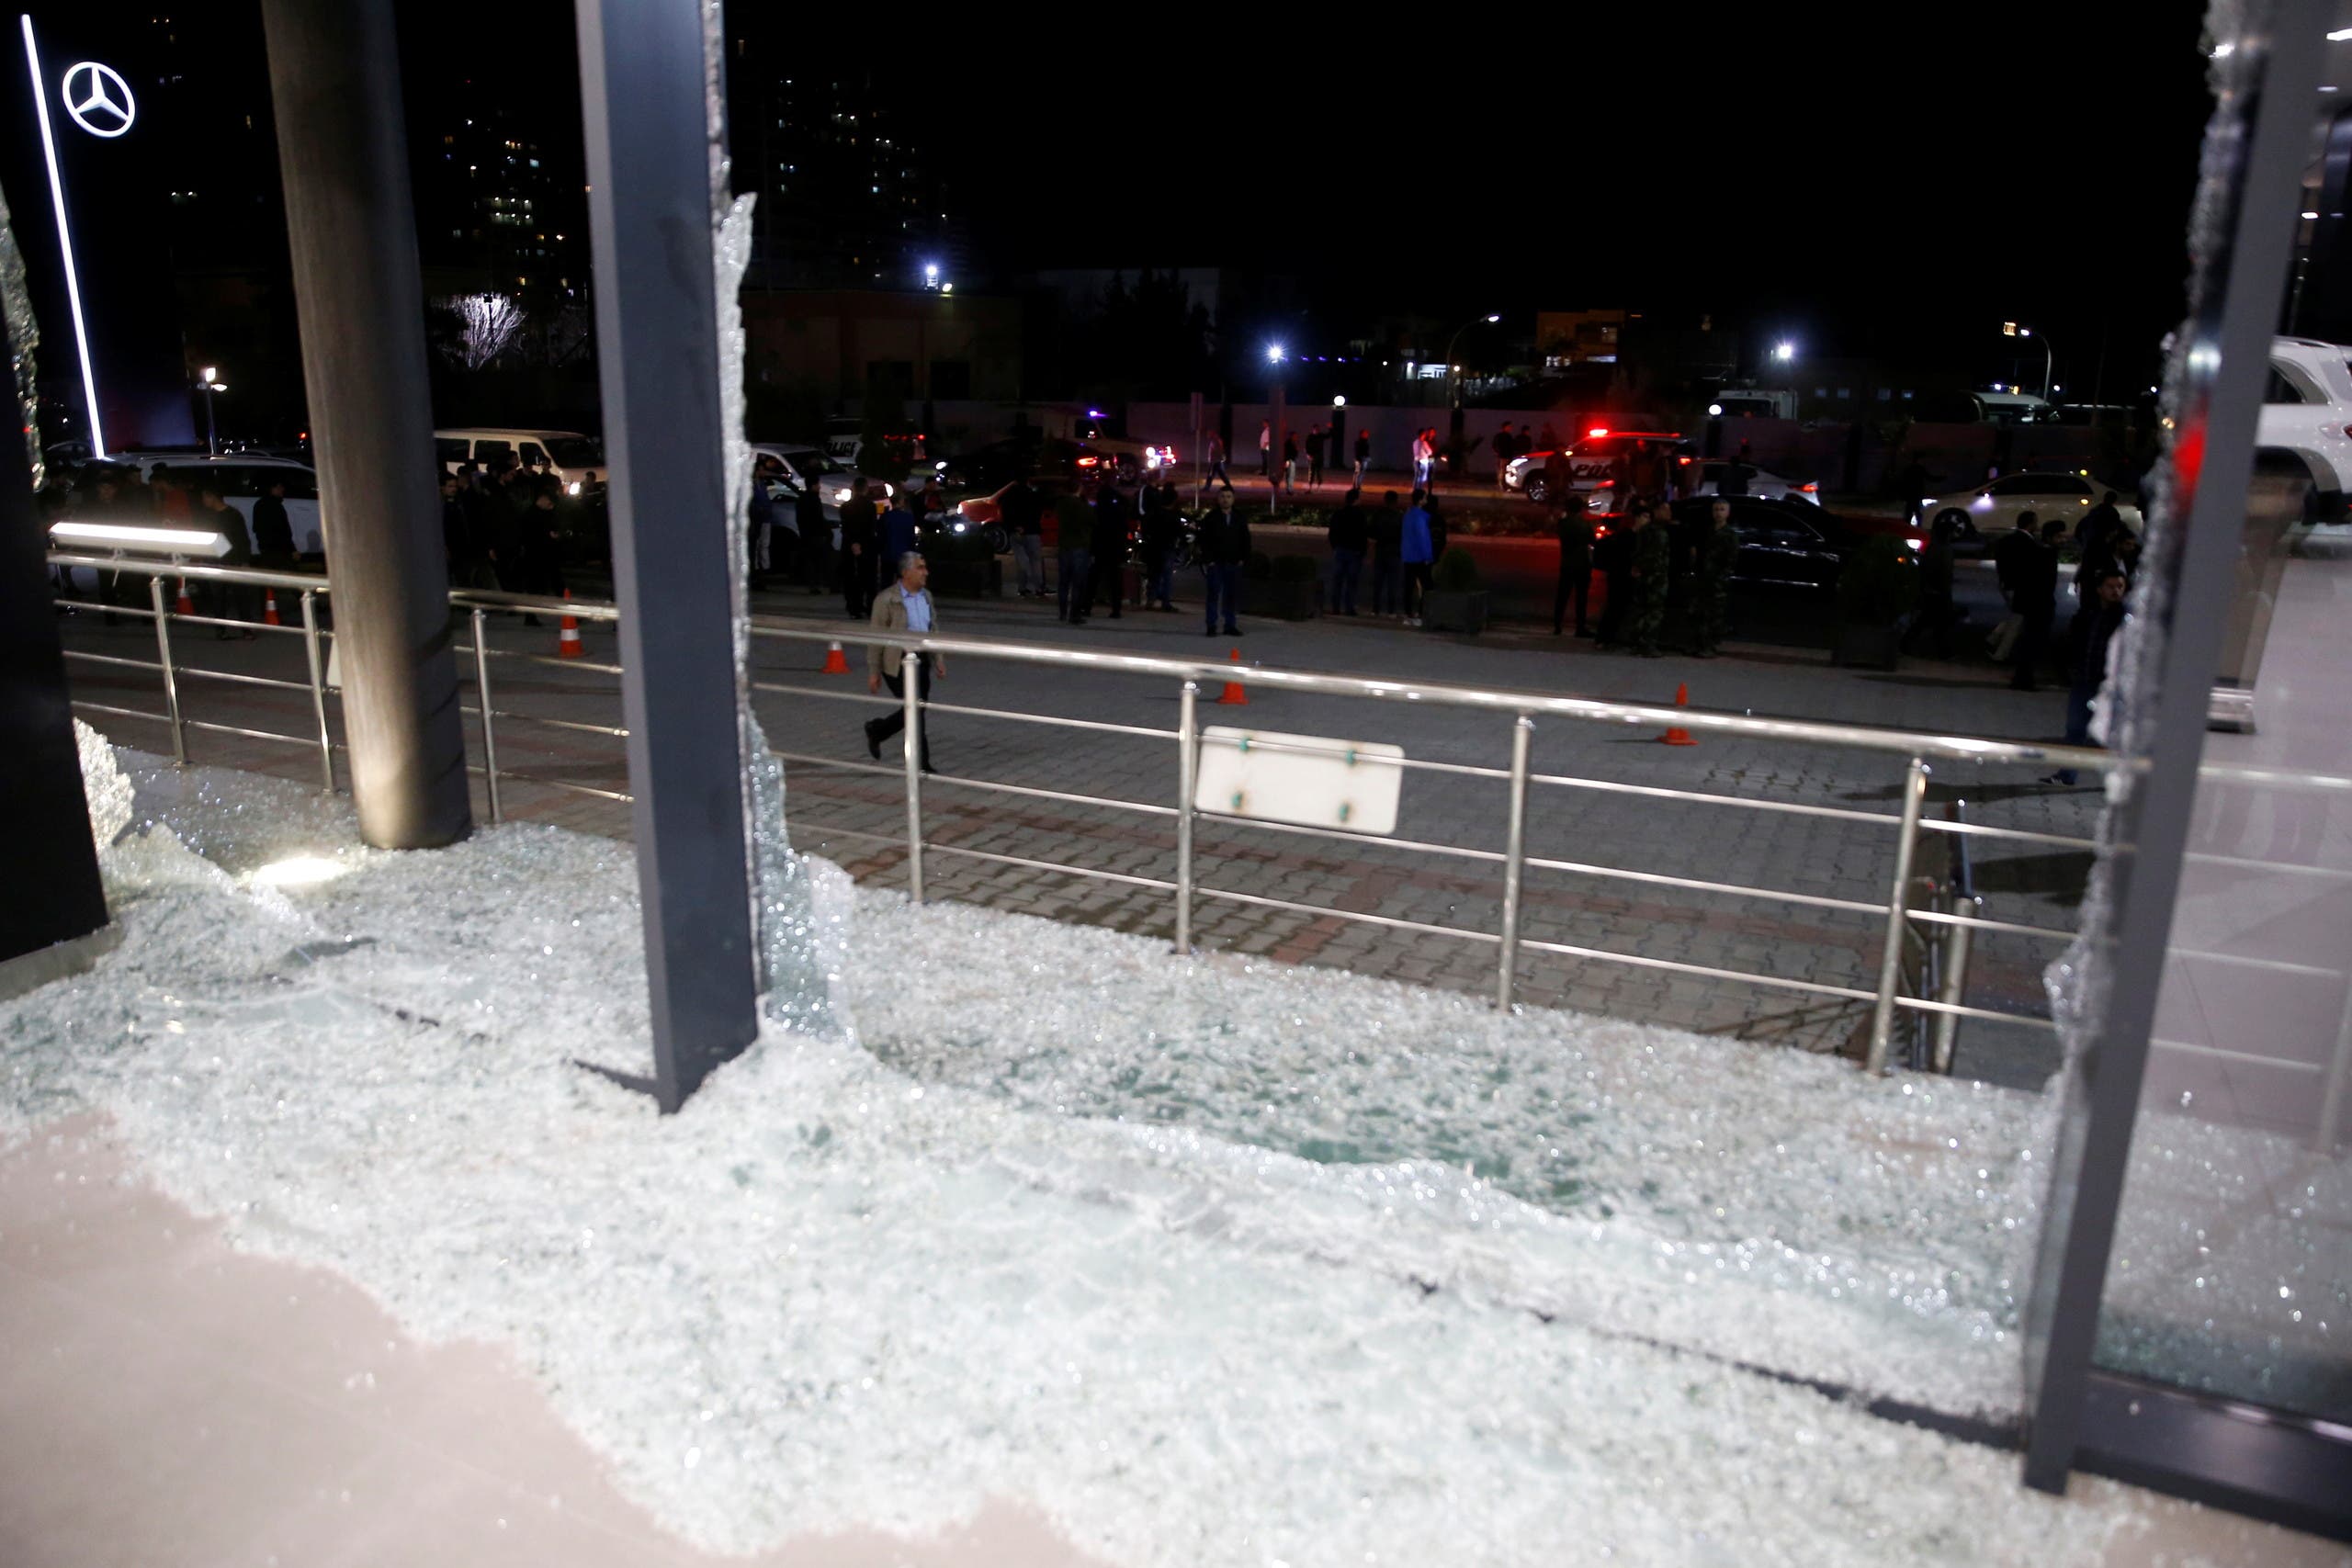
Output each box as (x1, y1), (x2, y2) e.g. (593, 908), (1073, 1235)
(1690, 499), (1737, 657)
(1625, 501), (1672, 657)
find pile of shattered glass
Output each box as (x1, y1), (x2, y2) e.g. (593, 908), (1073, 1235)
(6, 732), (2333, 1567)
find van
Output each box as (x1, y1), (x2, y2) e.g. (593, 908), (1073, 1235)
(435, 428), (605, 493)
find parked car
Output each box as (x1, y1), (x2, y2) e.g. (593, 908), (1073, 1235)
(2257, 334), (2352, 519)
(435, 428), (605, 493)
(1917, 470), (2143, 541)
(823, 416), (933, 480)
(1690, 458), (1821, 506)
(1501, 428), (1685, 506)
(1666, 496), (1854, 592)
(99, 451), (326, 555)
(936, 435), (1131, 491)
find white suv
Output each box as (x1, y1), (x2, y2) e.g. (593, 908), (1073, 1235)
(2257, 336), (2352, 519)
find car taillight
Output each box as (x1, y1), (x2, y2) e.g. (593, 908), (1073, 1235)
(1597, 479), (1615, 489)
(1800, 481), (1818, 492)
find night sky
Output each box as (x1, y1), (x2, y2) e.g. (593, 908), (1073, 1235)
(931, 4), (2212, 387)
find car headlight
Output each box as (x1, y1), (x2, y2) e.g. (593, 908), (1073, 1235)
(832, 488), (852, 503)
(566, 480), (582, 496)
(934, 460), (947, 471)
(952, 522), (967, 534)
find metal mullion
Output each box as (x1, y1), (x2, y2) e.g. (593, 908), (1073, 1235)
(167, 664), (322, 694)
(922, 840), (1181, 893)
(1191, 885), (1501, 943)
(1521, 852), (1888, 918)
(69, 700), (173, 727)
(1907, 907), (2078, 942)
(53, 598), (158, 619)
(1198, 811), (1504, 864)
(180, 717), (314, 748)
(455, 705), (631, 739)
(911, 698), (1176, 740)
(1516, 933), (1880, 1004)
(61, 649), (164, 671)
(919, 771), (1178, 818)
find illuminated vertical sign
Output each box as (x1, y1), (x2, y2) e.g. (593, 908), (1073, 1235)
(17, 15), (107, 456)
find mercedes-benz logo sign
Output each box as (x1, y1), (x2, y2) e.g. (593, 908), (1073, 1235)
(62, 61), (136, 139)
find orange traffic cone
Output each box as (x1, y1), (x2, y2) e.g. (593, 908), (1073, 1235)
(820, 640), (851, 675)
(557, 590), (584, 659)
(175, 578), (196, 616)
(262, 589), (282, 627)
(1658, 682), (1697, 746)
(1216, 648), (1249, 705)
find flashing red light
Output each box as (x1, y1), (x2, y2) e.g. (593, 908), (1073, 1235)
(1587, 426), (1610, 437)
(1077, 456), (1099, 467)
(1678, 456), (1692, 465)
(1596, 478), (1615, 489)
(1800, 481), (1819, 492)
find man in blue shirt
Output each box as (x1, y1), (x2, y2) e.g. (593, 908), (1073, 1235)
(1399, 489), (1434, 626)
(879, 491), (918, 569)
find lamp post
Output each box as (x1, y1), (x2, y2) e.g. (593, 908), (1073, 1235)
(198, 367), (228, 456)
(1443, 312), (1502, 410)
(1265, 342), (1285, 516)
(2002, 321), (2055, 401)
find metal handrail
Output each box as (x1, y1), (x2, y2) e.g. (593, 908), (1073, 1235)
(56, 554), (2219, 1070)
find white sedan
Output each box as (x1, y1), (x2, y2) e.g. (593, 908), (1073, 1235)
(1917, 471), (2142, 539)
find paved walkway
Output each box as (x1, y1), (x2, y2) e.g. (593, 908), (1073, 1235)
(50, 578), (2105, 1087)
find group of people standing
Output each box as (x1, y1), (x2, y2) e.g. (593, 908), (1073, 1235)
(49, 462), (300, 637)
(439, 456), (571, 623)
(1548, 494), (1737, 659)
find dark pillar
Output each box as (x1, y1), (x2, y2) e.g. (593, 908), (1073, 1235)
(259, 0), (469, 850)
(575, 0), (758, 1112)
(0, 339), (107, 969)
(2021, 0), (2325, 1494)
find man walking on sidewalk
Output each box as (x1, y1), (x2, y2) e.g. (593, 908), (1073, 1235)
(840, 481), (880, 619)
(864, 551), (944, 773)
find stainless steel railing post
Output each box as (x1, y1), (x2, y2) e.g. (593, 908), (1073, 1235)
(299, 590), (334, 791)
(470, 607), (503, 823)
(1867, 755), (1932, 1074)
(1933, 905), (1975, 1075)
(902, 649), (925, 903)
(1175, 680), (1199, 952)
(1497, 714), (1533, 1009)
(148, 571), (187, 764)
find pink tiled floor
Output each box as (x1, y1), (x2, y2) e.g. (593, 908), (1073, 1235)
(1, 1115), (2342, 1568)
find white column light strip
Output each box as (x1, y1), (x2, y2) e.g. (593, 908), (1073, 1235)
(20, 14), (106, 457)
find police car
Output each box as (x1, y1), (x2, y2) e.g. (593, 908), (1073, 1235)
(1502, 427), (1685, 508)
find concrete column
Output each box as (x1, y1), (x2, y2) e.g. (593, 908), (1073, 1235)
(259, 0), (469, 849)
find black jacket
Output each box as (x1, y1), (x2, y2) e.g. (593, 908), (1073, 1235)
(839, 497), (878, 552)
(2072, 600), (2127, 690)
(1328, 503), (1368, 552)
(1000, 480), (1043, 536)
(253, 493), (294, 558)
(1199, 507), (1251, 566)
(1141, 493), (1181, 551)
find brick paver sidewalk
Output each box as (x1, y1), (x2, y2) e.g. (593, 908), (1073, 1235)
(50, 575), (2101, 1088)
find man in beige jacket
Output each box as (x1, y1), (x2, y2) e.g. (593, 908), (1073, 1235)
(864, 550), (945, 773)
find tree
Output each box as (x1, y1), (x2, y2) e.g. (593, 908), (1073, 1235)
(446, 292), (525, 371)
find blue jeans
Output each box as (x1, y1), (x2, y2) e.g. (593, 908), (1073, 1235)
(1329, 547), (1362, 614)
(1057, 548), (1092, 620)
(1147, 554), (1174, 605)
(2055, 678), (2098, 784)
(1204, 561), (1241, 631)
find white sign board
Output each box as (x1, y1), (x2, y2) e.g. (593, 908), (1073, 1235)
(1194, 725), (1404, 836)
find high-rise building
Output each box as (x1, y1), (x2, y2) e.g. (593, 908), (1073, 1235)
(411, 72), (587, 306)
(724, 41), (959, 291)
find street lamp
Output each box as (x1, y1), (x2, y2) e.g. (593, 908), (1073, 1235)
(1266, 342), (1285, 364)
(2001, 321), (2055, 400)
(197, 366), (228, 456)
(1442, 312), (1502, 407)
(1772, 341), (1796, 363)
